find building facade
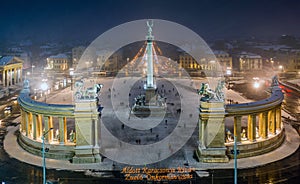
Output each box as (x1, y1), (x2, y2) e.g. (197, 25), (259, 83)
(238, 52), (263, 71)
(0, 56), (23, 87)
(72, 46), (86, 68)
(286, 54), (300, 73)
(45, 54), (70, 72)
(179, 51), (232, 73)
(213, 50), (233, 72)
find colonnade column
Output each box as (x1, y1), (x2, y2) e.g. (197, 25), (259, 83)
(259, 113), (263, 137)
(43, 116), (54, 142)
(269, 109), (276, 135)
(20, 109), (25, 133)
(32, 113), (37, 140)
(247, 114), (256, 142)
(25, 111), (29, 136)
(36, 114), (43, 138)
(44, 116), (49, 142)
(234, 116), (242, 142)
(48, 116), (53, 142)
(276, 107), (282, 131)
(261, 112), (268, 139)
(59, 117), (67, 144)
(268, 110), (275, 134)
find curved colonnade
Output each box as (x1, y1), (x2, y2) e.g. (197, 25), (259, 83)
(225, 85), (284, 158)
(17, 82), (285, 163)
(18, 92), (76, 160)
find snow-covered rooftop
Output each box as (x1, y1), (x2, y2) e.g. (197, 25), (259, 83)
(48, 53), (69, 59)
(213, 50), (229, 56)
(254, 45), (291, 51)
(239, 52), (261, 59)
(0, 56), (14, 66)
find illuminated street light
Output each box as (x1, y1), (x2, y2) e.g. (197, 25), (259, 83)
(226, 69), (232, 75)
(253, 77), (260, 89)
(42, 127), (53, 184)
(253, 81), (260, 88)
(31, 65), (35, 77)
(279, 65), (284, 72)
(41, 82), (48, 102)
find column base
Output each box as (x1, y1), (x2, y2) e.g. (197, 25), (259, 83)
(196, 146), (229, 163)
(72, 145), (101, 164)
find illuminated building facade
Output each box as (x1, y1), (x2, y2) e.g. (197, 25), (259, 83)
(45, 54), (70, 72)
(0, 56), (23, 87)
(238, 52), (263, 71)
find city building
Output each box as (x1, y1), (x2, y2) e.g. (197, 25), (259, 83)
(237, 52), (263, 71)
(179, 50), (232, 74)
(213, 50), (233, 73)
(4, 47), (31, 69)
(286, 54), (300, 74)
(0, 56), (23, 87)
(72, 46), (86, 68)
(45, 54), (70, 72)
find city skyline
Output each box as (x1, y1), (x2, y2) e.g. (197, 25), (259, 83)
(1, 0), (300, 43)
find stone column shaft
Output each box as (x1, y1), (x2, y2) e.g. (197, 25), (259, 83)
(25, 111), (29, 136)
(44, 116), (49, 142)
(59, 117), (67, 144)
(234, 116), (242, 142)
(261, 112), (268, 139)
(268, 111), (272, 134)
(48, 116), (54, 142)
(259, 113), (263, 137)
(271, 109), (276, 134)
(247, 114), (256, 142)
(276, 108), (282, 130)
(37, 115), (42, 138)
(32, 114), (37, 140)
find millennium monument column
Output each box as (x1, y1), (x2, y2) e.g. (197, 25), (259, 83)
(72, 81), (102, 163)
(145, 20), (156, 104)
(196, 81), (229, 162)
(132, 20), (166, 116)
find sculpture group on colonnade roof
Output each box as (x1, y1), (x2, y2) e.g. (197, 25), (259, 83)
(198, 80), (225, 102)
(74, 80), (103, 101)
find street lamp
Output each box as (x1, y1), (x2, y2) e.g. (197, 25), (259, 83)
(253, 77), (260, 89)
(279, 65), (283, 72)
(42, 127), (53, 184)
(31, 65), (35, 77)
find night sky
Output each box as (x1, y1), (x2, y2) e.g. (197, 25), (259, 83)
(1, 0), (300, 43)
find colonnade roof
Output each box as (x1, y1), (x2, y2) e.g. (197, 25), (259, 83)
(226, 86), (283, 116)
(18, 92), (74, 117)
